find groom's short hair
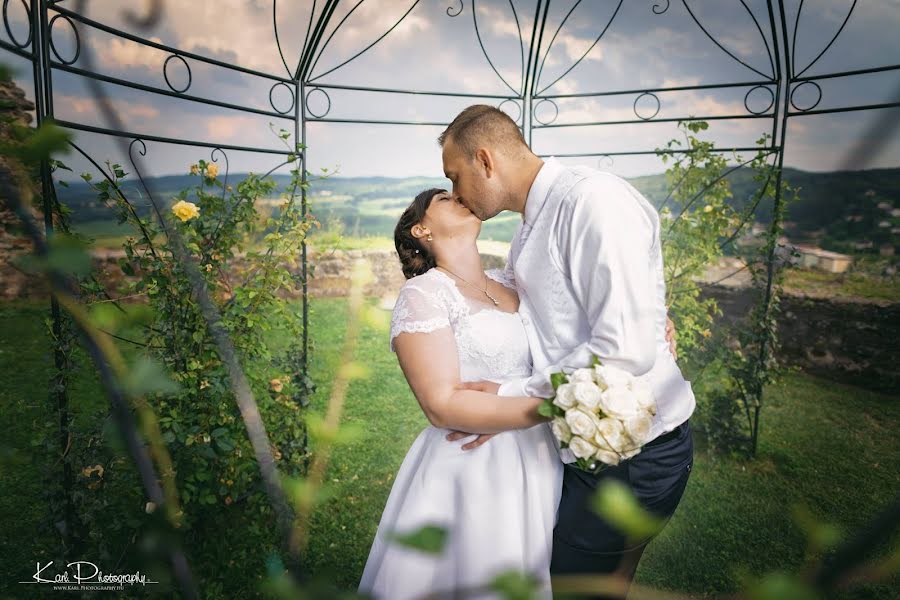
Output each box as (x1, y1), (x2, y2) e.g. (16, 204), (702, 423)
(439, 104), (529, 158)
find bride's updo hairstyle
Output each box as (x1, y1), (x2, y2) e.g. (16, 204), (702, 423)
(395, 187), (445, 279)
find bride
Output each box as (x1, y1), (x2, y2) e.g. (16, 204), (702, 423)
(358, 187), (562, 599)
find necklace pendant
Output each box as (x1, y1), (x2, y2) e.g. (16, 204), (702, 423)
(485, 291), (500, 306)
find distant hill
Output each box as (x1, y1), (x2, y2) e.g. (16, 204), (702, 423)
(59, 167), (899, 252)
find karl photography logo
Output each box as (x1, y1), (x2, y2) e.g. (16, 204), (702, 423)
(19, 560), (159, 591)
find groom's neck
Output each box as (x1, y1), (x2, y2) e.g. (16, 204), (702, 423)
(506, 153), (545, 215)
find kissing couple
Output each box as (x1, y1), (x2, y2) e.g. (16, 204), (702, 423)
(358, 105), (697, 600)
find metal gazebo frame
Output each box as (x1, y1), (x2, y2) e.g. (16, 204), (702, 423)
(2, 0), (898, 592)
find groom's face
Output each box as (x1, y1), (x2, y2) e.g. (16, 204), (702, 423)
(442, 138), (503, 221)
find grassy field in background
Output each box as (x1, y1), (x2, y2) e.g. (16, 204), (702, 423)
(2, 299), (897, 598)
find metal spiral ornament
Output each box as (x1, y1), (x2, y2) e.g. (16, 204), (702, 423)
(497, 99), (521, 123)
(789, 81), (822, 112)
(163, 54), (192, 93)
(3, 0), (32, 49)
(633, 92), (661, 121)
(532, 98), (559, 126)
(48, 13), (81, 65)
(268, 81), (296, 115)
(305, 87), (331, 119)
(446, 0), (463, 17)
(743, 85), (775, 115)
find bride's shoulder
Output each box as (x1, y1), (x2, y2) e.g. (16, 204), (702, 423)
(401, 268), (452, 294)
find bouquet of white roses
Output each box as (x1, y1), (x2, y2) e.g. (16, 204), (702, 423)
(539, 357), (658, 472)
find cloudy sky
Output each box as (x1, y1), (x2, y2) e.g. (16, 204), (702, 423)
(4, 0), (899, 181)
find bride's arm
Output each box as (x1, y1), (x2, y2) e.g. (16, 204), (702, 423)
(394, 328), (547, 434)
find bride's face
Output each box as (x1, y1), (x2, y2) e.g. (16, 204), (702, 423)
(421, 190), (481, 241)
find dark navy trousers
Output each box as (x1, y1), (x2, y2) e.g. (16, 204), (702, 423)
(549, 418), (694, 597)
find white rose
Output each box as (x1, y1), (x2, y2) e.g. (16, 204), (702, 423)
(631, 379), (657, 415)
(594, 448), (622, 466)
(594, 364), (633, 390)
(553, 383), (577, 409)
(594, 417), (630, 452)
(573, 381), (602, 411)
(569, 368), (594, 384)
(598, 386), (641, 420)
(551, 417), (572, 444)
(622, 413), (653, 446)
(620, 447), (641, 460)
(565, 408), (598, 439)
(568, 435), (599, 459)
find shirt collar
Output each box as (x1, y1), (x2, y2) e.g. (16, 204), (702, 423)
(523, 156), (563, 226)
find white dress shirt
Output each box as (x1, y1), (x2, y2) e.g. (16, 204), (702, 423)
(498, 157), (696, 450)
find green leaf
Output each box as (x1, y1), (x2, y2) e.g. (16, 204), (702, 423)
(46, 233), (92, 277)
(537, 399), (556, 419)
(22, 121), (72, 162)
(489, 570), (540, 600)
(748, 572), (818, 600)
(590, 479), (665, 541)
(591, 355), (603, 367)
(388, 525), (448, 555)
(122, 357), (181, 397)
(550, 372), (566, 391)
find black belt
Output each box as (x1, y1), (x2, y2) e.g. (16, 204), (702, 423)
(644, 419), (688, 448)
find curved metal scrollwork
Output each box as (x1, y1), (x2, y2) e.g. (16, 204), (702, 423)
(681, 0), (775, 80)
(163, 53), (192, 94)
(307, 0), (421, 83)
(744, 84), (775, 115)
(633, 91), (661, 121)
(446, 0), (463, 17)
(48, 13), (81, 65)
(210, 147), (230, 199)
(471, 0), (520, 96)
(789, 80), (822, 112)
(305, 87), (331, 119)
(652, 0), (670, 15)
(127, 138), (164, 221)
(792, 0), (857, 79)
(269, 81), (295, 115)
(597, 155), (614, 168)
(535, 0), (624, 96)
(532, 98), (558, 126)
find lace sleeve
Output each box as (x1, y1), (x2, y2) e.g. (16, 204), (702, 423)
(485, 264), (516, 291)
(389, 282), (451, 352)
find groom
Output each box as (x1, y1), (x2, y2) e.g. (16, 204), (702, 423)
(439, 105), (696, 598)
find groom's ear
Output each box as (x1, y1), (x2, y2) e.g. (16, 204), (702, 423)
(475, 148), (495, 178)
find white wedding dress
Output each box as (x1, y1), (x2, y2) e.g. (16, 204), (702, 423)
(358, 268), (563, 599)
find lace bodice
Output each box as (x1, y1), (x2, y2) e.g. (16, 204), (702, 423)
(390, 268), (532, 383)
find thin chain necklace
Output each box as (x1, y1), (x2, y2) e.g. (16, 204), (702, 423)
(437, 266), (500, 306)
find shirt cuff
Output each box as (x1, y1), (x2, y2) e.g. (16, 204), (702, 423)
(497, 377), (529, 398)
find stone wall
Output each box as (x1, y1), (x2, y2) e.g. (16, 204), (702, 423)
(702, 284), (899, 393)
(2, 241), (894, 392)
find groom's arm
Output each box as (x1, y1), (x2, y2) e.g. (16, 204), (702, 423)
(498, 175), (659, 399)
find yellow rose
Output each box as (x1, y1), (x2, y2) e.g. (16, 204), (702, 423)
(171, 200), (200, 222)
(190, 164), (200, 175)
(703, 204), (714, 213)
(206, 163), (219, 179)
(270, 378), (284, 393)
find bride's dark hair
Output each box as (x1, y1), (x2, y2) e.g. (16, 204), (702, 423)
(395, 188), (445, 279)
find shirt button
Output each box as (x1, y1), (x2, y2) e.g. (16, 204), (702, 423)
(521, 317), (531, 326)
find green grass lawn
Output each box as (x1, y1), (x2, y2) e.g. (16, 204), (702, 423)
(1, 299), (897, 598)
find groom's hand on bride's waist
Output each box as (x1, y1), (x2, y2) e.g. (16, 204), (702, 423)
(445, 430), (496, 450)
(457, 380), (501, 394)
